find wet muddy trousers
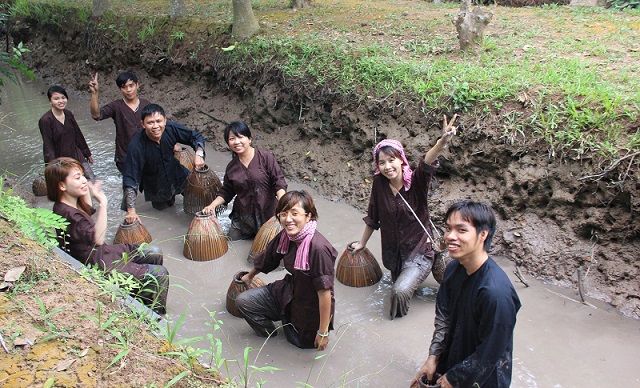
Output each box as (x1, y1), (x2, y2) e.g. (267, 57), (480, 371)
(389, 264), (432, 320)
(235, 286), (313, 349)
(132, 245), (170, 315)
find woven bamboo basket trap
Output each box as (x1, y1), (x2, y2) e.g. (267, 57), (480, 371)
(174, 146), (195, 172)
(336, 243), (383, 287)
(225, 271), (266, 317)
(183, 211), (228, 261)
(183, 165), (222, 215)
(32, 173), (47, 197)
(113, 219), (153, 245)
(247, 216), (283, 263)
(431, 250), (452, 285)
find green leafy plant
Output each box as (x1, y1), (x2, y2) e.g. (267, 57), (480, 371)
(0, 177), (68, 248)
(138, 17), (157, 42)
(31, 296), (69, 342)
(609, 0), (640, 9)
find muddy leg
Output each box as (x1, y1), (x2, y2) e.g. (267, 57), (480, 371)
(236, 287), (280, 337)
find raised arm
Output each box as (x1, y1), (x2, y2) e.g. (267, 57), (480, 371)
(424, 114), (458, 165)
(87, 181), (108, 245)
(88, 73), (101, 120)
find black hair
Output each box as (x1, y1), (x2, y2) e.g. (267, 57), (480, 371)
(375, 145), (403, 165)
(47, 85), (68, 100)
(140, 103), (165, 122)
(115, 71), (138, 88)
(224, 121), (252, 145)
(276, 190), (318, 221)
(445, 199), (497, 252)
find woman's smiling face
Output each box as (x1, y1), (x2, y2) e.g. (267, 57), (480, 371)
(277, 202), (311, 236)
(377, 150), (404, 182)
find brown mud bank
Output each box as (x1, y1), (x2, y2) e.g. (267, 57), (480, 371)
(10, 16), (639, 319)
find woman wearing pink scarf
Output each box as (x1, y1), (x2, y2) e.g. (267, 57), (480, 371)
(351, 115), (457, 319)
(237, 190), (338, 350)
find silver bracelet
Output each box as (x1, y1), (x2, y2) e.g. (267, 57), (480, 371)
(317, 330), (329, 338)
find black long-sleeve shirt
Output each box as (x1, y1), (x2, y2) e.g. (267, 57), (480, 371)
(433, 257), (521, 388)
(122, 121), (205, 203)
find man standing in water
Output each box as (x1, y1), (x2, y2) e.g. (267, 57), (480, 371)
(122, 103), (205, 223)
(89, 71), (150, 173)
(412, 200), (521, 388)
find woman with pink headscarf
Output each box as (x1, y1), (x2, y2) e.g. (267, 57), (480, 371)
(351, 115), (457, 319)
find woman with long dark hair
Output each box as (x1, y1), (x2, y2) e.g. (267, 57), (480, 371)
(45, 157), (169, 314)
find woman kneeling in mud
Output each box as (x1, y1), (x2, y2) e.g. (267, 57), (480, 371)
(351, 115), (457, 319)
(45, 157), (169, 315)
(236, 190), (337, 350)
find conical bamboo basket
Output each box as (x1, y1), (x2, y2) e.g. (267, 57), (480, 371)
(183, 165), (222, 215)
(225, 270), (266, 318)
(336, 244), (382, 287)
(113, 219), (153, 245)
(174, 147), (195, 172)
(247, 216), (283, 263)
(183, 212), (228, 261)
(32, 173), (47, 197)
(431, 250), (452, 285)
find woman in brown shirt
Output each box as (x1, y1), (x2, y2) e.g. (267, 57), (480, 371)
(236, 190), (337, 350)
(351, 115), (458, 319)
(45, 157), (169, 315)
(203, 121), (287, 240)
(39, 86), (95, 180)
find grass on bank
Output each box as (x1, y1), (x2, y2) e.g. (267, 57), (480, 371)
(6, 0), (640, 164)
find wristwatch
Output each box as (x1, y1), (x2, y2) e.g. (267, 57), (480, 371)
(195, 150), (204, 157)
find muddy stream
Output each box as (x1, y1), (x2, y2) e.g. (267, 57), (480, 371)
(1, 76), (639, 387)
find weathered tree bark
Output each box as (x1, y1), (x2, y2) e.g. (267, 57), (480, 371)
(292, 0), (312, 9)
(92, 0), (109, 17)
(452, 0), (493, 53)
(232, 0), (259, 39)
(169, 0), (185, 18)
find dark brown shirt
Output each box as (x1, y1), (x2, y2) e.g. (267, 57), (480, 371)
(53, 202), (146, 278)
(39, 109), (91, 164)
(364, 157), (439, 275)
(254, 230), (337, 346)
(97, 98), (150, 170)
(219, 148), (287, 233)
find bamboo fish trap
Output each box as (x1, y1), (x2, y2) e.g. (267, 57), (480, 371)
(336, 243), (383, 287)
(225, 271), (266, 318)
(174, 146), (195, 172)
(113, 219), (153, 245)
(183, 165), (222, 215)
(247, 216), (283, 263)
(431, 250), (452, 285)
(183, 211), (228, 261)
(32, 173), (47, 197)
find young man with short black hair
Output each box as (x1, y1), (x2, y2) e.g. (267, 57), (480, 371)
(122, 104), (205, 223)
(413, 200), (521, 388)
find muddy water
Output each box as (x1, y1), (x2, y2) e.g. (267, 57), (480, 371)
(1, 77), (639, 387)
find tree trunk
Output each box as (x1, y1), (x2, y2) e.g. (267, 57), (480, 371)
(292, 0), (312, 9)
(452, 0), (493, 53)
(169, 0), (185, 18)
(92, 0), (109, 17)
(232, 0), (260, 39)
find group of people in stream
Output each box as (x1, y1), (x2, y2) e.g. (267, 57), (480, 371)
(38, 71), (521, 387)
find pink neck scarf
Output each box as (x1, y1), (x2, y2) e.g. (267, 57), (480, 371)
(373, 139), (413, 191)
(276, 220), (317, 271)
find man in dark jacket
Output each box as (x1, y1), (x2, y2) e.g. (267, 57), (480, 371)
(122, 103), (205, 223)
(413, 200), (521, 388)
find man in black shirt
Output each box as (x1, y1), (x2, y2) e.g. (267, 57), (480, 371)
(412, 200), (521, 388)
(122, 104), (205, 223)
